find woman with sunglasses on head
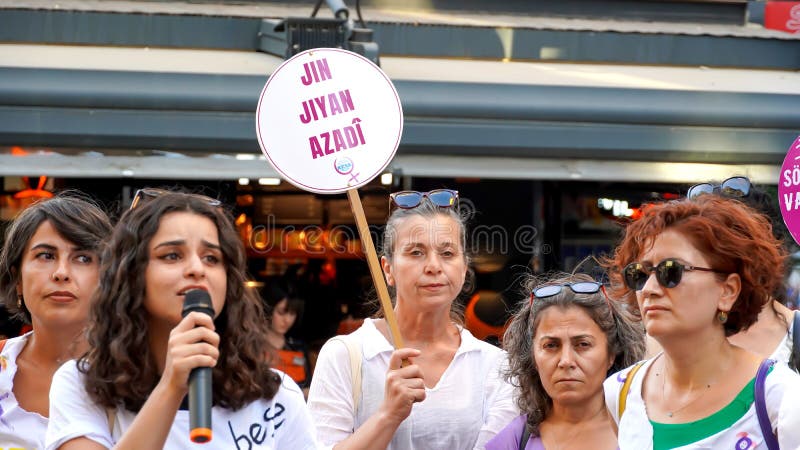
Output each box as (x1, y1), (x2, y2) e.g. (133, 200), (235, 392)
(486, 273), (645, 450)
(684, 177), (800, 373)
(603, 195), (800, 449)
(307, 189), (518, 449)
(45, 189), (318, 450)
(0, 193), (112, 449)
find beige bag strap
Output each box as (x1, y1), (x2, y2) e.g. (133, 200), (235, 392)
(329, 336), (362, 417)
(618, 361), (645, 418)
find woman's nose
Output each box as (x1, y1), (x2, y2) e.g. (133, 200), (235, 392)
(51, 259), (71, 282)
(184, 254), (206, 279)
(557, 347), (576, 369)
(640, 271), (662, 297)
(424, 254), (443, 274)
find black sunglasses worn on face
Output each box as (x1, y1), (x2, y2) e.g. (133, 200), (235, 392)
(389, 189), (459, 209)
(530, 281), (604, 304)
(623, 258), (725, 291)
(687, 176), (751, 200)
(130, 188), (223, 211)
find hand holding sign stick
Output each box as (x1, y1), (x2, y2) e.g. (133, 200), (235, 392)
(256, 48), (406, 349)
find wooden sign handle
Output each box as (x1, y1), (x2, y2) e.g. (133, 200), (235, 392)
(346, 189), (405, 349)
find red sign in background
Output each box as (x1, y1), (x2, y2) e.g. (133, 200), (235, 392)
(764, 2), (800, 33)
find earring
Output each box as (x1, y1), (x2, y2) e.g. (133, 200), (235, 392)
(16, 294), (22, 309)
(717, 310), (728, 324)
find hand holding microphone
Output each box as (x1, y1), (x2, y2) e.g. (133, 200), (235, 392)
(181, 290), (216, 444)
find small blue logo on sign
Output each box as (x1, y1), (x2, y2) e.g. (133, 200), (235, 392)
(334, 157), (354, 175)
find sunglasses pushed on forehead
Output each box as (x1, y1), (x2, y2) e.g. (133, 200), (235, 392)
(530, 281), (606, 304)
(129, 188), (223, 211)
(389, 189), (458, 209)
(622, 258), (725, 291)
(687, 176), (750, 200)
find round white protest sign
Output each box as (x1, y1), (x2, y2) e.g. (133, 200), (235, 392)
(256, 48), (403, 194)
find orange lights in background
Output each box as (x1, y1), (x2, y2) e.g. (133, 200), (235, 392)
(244, 222), (362, 258)
(319, 258), (336, 285)
(235, 213), (248, 226)
(13, 176), (54, 200)
(0, 175), (55, 221)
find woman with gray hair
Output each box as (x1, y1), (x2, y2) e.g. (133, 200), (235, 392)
(487, 273), (645, 450)
(308, 189), (518, 449)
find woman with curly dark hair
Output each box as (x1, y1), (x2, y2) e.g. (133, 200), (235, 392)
(486, 273), (645, 450)
(0, 193), (112, 450)
(603, 196), (800, 449)
(45, 189), (317, 450)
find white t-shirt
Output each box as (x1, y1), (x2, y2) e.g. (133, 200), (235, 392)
(307, 318), (518, 450)
(0, 332), (48, 450)
(604, 357), (800, 450)
(45, 361), (318, 450)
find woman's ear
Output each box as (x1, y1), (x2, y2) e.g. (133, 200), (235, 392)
(381, 255), (394, 286)
(717, 272), (741, 313)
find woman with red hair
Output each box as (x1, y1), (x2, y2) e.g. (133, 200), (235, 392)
(603, 196), (800, 449)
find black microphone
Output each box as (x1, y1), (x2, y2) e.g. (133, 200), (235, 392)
(182, 290), (215, 444)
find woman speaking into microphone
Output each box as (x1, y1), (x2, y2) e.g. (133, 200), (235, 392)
(45, 189), (318, 450)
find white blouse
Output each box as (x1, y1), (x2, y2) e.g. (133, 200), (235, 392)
(308, 319), (518, 450)
(0, 332), (48, 450)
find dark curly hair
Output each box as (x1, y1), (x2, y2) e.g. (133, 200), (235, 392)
(604, 195), (786, 336)
(81, 190), (279, 411)
(503, 272), (645, 436)
(0, 192), (112, 324)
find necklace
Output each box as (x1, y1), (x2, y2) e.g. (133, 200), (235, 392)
(660, 362), (713, 418)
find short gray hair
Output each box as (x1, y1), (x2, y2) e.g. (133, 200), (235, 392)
(369, 198), (474, 323)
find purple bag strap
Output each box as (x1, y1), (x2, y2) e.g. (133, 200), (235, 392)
(755, 359), (778, 450)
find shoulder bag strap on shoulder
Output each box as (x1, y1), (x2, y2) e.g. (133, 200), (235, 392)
(519, 423), (531, 450)
(618, 361), (645, 418)
(755, 359), (778, 450)
(518, 425), (532, 450)
(329, 336), (363, 418)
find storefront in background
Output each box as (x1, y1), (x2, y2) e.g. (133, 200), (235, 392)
(3, 170), (784, 349)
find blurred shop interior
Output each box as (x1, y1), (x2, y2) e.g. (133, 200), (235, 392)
(3, 167), (790, 353)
